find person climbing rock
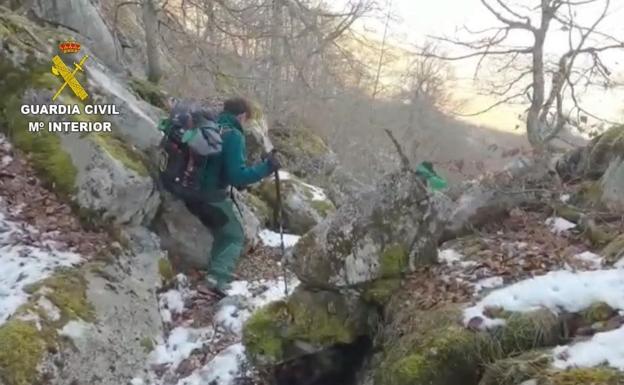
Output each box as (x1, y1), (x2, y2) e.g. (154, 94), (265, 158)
(159, 97), (281, 300)
(198, 97), (281, 298)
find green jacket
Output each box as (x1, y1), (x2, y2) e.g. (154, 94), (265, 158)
(198, 112), (271, 197)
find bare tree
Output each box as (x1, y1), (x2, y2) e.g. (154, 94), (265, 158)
(425, 0), (624, 153)
(143, 0), (162, 83)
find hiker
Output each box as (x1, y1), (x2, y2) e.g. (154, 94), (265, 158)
(415, 161), (448, 191)
(158, 97), (281, 298)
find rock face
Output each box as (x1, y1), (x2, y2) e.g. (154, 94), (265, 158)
(600, 157), (624, 212)
(255, 173), (336, 235)
(12, 0), (123, 72)
(0, 11), (162, 227)
(243, 287), (374, 367)
(556, 126), (624, 181)
(152, 192), (214, 270)
(292, 170), (438, 290)
(40, 227), (164, 385)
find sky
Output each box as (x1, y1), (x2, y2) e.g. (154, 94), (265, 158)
(345, 0), (624, 131)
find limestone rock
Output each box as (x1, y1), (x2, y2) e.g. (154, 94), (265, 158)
(600, 157), (624, 213)
(292, 170), (439, 290)
(269, 122), (338, 180)
(242, 287), (374, 367)
(152, 192), (214, 270)
(255, 173), (336, 235)
(557, 125), (624, 181)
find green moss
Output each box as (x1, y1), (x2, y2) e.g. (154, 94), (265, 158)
(129, 78), (167, 108)
(493, 309), (563, 354)
(578, 181), (604, 207)
(0, 320), (46, 385)
(311, 199), (335, 217)
(245, 193), (272, 225)
(242, 301), (289, 364)
(362, 278), (401, 306)
(287, 297), (356, 346)
(547, 368), (624, 385)
(602, 234), (624, 265)
(379, 325), (489, 385)
(89, 133), (149, 176)
(140, 337), (155, 353)
(581, 302), (616, 323)
(380, 244), (408, 277)
(243, 289), (370, 366)
(27, 269), (95, 323)
(158, 257), (175, 283)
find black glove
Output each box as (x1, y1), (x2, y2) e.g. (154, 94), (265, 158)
(263, 149), (282, 172)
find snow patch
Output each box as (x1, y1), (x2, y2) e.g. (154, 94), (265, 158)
(37, 296), (61, 321)
(553, 327), (624, 371)
(545, 217), (576, 234)
(438, 249), (464, 265)
(150, 326), (213, 367)
(464, 269), (624, 330)
(60, 320), (91, 339)
(560, 194), (571, 203)
(1, 155), (11, 167)
(474, 276), (505, 293)
(177, 343), (246, 385)
(259, 229), (301, 248)
(574, 251), (603, 268)
(0, 204), (82, 325)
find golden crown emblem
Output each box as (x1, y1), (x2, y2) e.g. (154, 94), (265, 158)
(58, 40), (81, 54)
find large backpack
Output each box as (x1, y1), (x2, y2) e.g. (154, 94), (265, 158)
(157, 99), (223, 201)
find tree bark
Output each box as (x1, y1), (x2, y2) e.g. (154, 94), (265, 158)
(268, 0), (284, 113)
(143, 0), (162, 84)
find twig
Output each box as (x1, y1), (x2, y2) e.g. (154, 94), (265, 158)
(383, 129), (411, 171)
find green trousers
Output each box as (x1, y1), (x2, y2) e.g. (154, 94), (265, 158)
(206, 200), (244, 290)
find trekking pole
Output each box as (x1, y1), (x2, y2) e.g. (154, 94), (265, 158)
(274, 167), (289, 296)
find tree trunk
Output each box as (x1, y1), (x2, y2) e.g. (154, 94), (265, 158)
(268, 0), (284, 113)
(143, 0), (162, 84)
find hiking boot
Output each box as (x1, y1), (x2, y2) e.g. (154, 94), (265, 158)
(195, 276), (226, 301)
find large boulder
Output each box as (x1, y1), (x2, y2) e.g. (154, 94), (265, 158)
(242, 287), (374, 367)
(152, 192), (214, 270)
(556, 125), (624, 181)
(269, 121), (338, 180)
(600, 157), (624, 213)
(255, 172), (336, 234)
(292, 170), (439, 291)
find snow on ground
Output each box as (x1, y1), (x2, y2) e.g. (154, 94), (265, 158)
(59, 320), (91, 339)
(0, 201), (82, 325)
(545, 217), (576, 234)
(259, 229), (301, 248)
(553, 327), (624, 371)
(438, 249), (464, 265)
(474, 276), (505, 294)
(277, 170), (329, 201)
(177, 343), (246, 385)
(573, 251), (604, 269)
(464, 269), (624, 329)
(141, 274), (300, 385)
(463, 269), (624, 371)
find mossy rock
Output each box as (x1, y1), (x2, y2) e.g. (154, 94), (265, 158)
(362, 278), (402, 306)
(242, 191), (273, 226)
(158, 257), (175, 283)
(243, 288), (372, 366)
(89, 132), (150, 177)
(129, 77), (168, 109)
(480, 350), (624, 385)
(0, 320), (47, 385)
(377, 302), (566, 385)
(581, 302), (617, 323)
(602, 234), (624, 265)
(25, 268), (95, 323)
